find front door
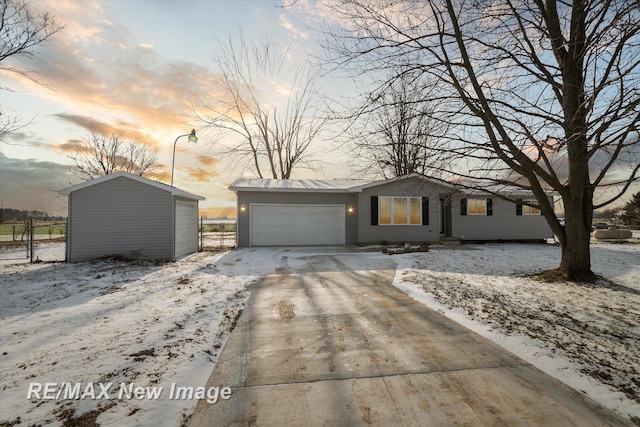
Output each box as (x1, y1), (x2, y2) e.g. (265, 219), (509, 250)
(440, 198), (452, 237)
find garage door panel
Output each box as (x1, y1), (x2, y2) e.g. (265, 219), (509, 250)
(176, 201), (198, 258)
(251, 204), (345, 246)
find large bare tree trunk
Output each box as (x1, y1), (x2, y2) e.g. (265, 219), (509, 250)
(559, 191), (594, 280)
(554, 3), (595, 280)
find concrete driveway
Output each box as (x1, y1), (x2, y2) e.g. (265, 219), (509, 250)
(189, 251), (631, 426)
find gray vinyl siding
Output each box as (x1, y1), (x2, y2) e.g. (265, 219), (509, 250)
(358, 177), (451, 244)
(235, 191), (358, 247)
(67, 177), (174, 261)
(452, 194), (553, 240)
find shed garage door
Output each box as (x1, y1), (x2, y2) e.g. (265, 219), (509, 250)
(250, 204), (345, 246)
(175, 200), (198, 259)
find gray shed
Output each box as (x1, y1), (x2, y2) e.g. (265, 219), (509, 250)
(59, 172), (204, 262)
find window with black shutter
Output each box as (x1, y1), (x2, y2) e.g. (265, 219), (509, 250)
(370, 196), (378, 225)
(422, 197), (429, 225)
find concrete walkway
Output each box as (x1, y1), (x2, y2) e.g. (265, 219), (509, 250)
(189, 253), (631, 426)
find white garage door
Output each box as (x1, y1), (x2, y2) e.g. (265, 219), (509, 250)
(175, 201), (198, 259)
(250, 204), (345, 246)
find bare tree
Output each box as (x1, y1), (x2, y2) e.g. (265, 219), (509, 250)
(323, 0), (639, 280)
(351, 69), (449, 178)
(195, 35), (327, 179)
(0, 0), (63, 140)
(69, 132), (158, 180)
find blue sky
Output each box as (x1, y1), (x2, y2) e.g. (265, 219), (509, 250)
(1, 0), (346, 217)
(1, 0), (637, 218)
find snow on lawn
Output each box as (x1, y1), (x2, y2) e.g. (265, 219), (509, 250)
(2, 244), (639, 425)
(0, 249), (279, 427)
(393, 242), (640, 424)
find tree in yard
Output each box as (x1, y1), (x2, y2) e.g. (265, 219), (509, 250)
(195, 35), (328, 179)
(0, 0), (63, 141)
(323, 0), (639, 280)
(68, 132), (158, 180)
(351, 68), (450, 178)
(620, 192), (640, 226)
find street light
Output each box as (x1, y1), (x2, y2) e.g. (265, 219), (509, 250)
(171, 129), (198, 186)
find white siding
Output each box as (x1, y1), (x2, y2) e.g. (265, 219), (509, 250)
(452, 194), (553, 240)
(68, 177), (173, 261)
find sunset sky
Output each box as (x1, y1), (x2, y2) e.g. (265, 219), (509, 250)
(1, 0), (351, 217)
(1, 1), (637, 218)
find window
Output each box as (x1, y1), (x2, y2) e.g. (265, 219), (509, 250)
(410, 198), (422, 224)
(379, 197), (423, 225)
(379, 197), (391, 224)
(467, 198), (487, 215)
(522, 200), (541, 215)
(461, 198), (493, 216)
(394, 198), (407, 223)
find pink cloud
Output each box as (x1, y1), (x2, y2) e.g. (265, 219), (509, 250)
(4, 0), (216, 137)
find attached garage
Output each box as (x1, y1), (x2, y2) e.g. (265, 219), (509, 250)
(229, 178), (363, 247)
(250, 204), (346, 246)
(59, 172), (204, 262)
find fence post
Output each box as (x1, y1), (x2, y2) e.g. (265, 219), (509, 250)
(200, 217), (204, 252)
(65, 217), (69, 262)
(29, 218), (34, 263)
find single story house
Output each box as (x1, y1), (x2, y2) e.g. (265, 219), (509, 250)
(59, 172), (204, 262)
(229, 174), (553, 247)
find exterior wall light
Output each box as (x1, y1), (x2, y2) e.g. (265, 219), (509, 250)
(240, 204), (247, 211)
(348, 206), (354, 213)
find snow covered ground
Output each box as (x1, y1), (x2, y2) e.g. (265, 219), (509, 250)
(393, 242), (640, 424)
(0, 250), (279, 426)
(1, 242), (638, 426)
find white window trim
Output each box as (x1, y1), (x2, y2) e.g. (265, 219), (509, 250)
(379, 196), (422, 225)
(466, 198), (488, 216)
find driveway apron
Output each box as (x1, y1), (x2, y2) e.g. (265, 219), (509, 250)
(189, 252), (631, 426)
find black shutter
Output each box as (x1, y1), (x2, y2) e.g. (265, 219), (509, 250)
(516, 199), (523, 216)
(422, 197), (429, 225)
(487, 198), (493, 216)
(370, 196), (378, 225)
(461, 198), (467, 215)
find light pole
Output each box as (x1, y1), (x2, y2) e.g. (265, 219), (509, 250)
(171, 129), (198, 186)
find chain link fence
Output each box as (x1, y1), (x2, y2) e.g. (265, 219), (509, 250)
(0, 219), (67, 263)
(199, 218), (236, 251)
(1, 217), (235, 263)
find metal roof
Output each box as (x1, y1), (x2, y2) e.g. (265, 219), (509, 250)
(228, 173), (544, 198)
(58, 171), (205, 200)
(228, 177), (373, 193)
